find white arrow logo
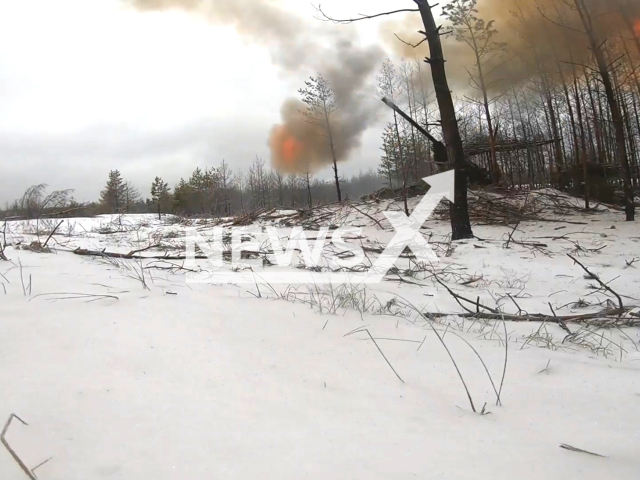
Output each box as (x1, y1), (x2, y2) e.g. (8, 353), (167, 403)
(367, 170), (454, 281)
(186, 171), (454, 285)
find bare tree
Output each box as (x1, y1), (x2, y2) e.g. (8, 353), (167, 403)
(299, 74), (342, 202)
(443, 0), (505, 184)
(20, 184), (47, 219)
(317, 1), (473, 239)
(572, 0), (634, 220)
(378, 59), (410, 215)
(274, 169), (285, 206)
(537, 0), (636, 220)
(235, 171), (246, 212)
(218, 159), (233, 216)
(123, 182), (141, 212)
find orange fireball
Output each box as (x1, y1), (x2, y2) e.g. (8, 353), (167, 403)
(269, 124), (306, 172)
(282, 137), (302, 164)
(635, 19), (640, 37)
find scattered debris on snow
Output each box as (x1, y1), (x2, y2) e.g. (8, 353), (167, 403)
(1, 190), (639, 479)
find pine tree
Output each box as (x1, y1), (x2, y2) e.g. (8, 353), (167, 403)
(150, 176), (171, 220)
(378, 123), (400, 188)
(100, 170), (126, 213)
(173, 179), (193, 215)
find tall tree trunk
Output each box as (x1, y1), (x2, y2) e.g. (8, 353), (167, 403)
(391, 111), (410, 216)
(572, 64), (589, 209)
(323, 110), (342, 202)
(534, 47), (564, 184)
(417, 1), (473, 240)
(470, 35), (502, 184)
(514, 90), (535, 186)
(585, 68), (604, 162)
(559, 61), (579, 195)
(403, 69), (421, 181)
(305, 171), (313, 207)
(415, 59), (433, 173)
(621, 34), (640, 185)
(574, 0), (634, 220)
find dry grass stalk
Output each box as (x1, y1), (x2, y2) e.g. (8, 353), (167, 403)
(1, 414), (38, 480)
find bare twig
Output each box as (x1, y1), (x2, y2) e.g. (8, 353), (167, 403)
(497, 317), (508, 406)
(1, 414), (38, 480)
(538, 359), (551, 374)
(559, 443), (606, 457)
(394, 32), (428, 49)
(29, 292), (119, 302)
(42, 220), (64, 249)
(315, 4), (419, 24)
(31, 456), (53, 477)
(567, 254), (623, 310)
(346, 328), (404, 383)
(350, 204), (386, 230)
(435, 277), (499, 314)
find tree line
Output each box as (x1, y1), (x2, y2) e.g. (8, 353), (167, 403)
(0, 163), (385, 220)
(3, 0), (639, 238)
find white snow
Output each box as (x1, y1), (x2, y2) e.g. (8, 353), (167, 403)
(1, 194), (639, 479)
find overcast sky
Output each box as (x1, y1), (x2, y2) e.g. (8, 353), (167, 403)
(0, 0), (412, 204)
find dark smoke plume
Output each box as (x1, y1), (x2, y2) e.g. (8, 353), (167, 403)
(127, 0), (384, 173)
(380, 0), (640, 96)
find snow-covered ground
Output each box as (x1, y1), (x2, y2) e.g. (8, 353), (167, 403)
(1, 192), (639, 479)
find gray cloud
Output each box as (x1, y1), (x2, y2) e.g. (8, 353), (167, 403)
(126, 0), (385, 172)
(0, 0), (387, 206)
(0, 119), (275, 204)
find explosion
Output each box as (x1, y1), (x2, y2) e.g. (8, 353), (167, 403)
(270, 123), (306, 172)
(268, 99), (324, 174)
(282, 137), (302, 165)
(124, 0), (383, 174)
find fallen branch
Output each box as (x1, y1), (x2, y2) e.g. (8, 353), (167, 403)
(72, 247), (205, 260)
(42, 220), (64, 249)
(350, 204), (386, 230)
(424, 308), (629, 324)
(432, 262), (633, 326)
(567, 254), (623, 311)
(126, 244), (161, 257)
(434, 277), (500, 314)
(70, 247), (265, 261)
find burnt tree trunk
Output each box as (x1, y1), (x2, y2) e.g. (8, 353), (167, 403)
(324, 112), (342, 203)
(416, 0), (473, 240)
